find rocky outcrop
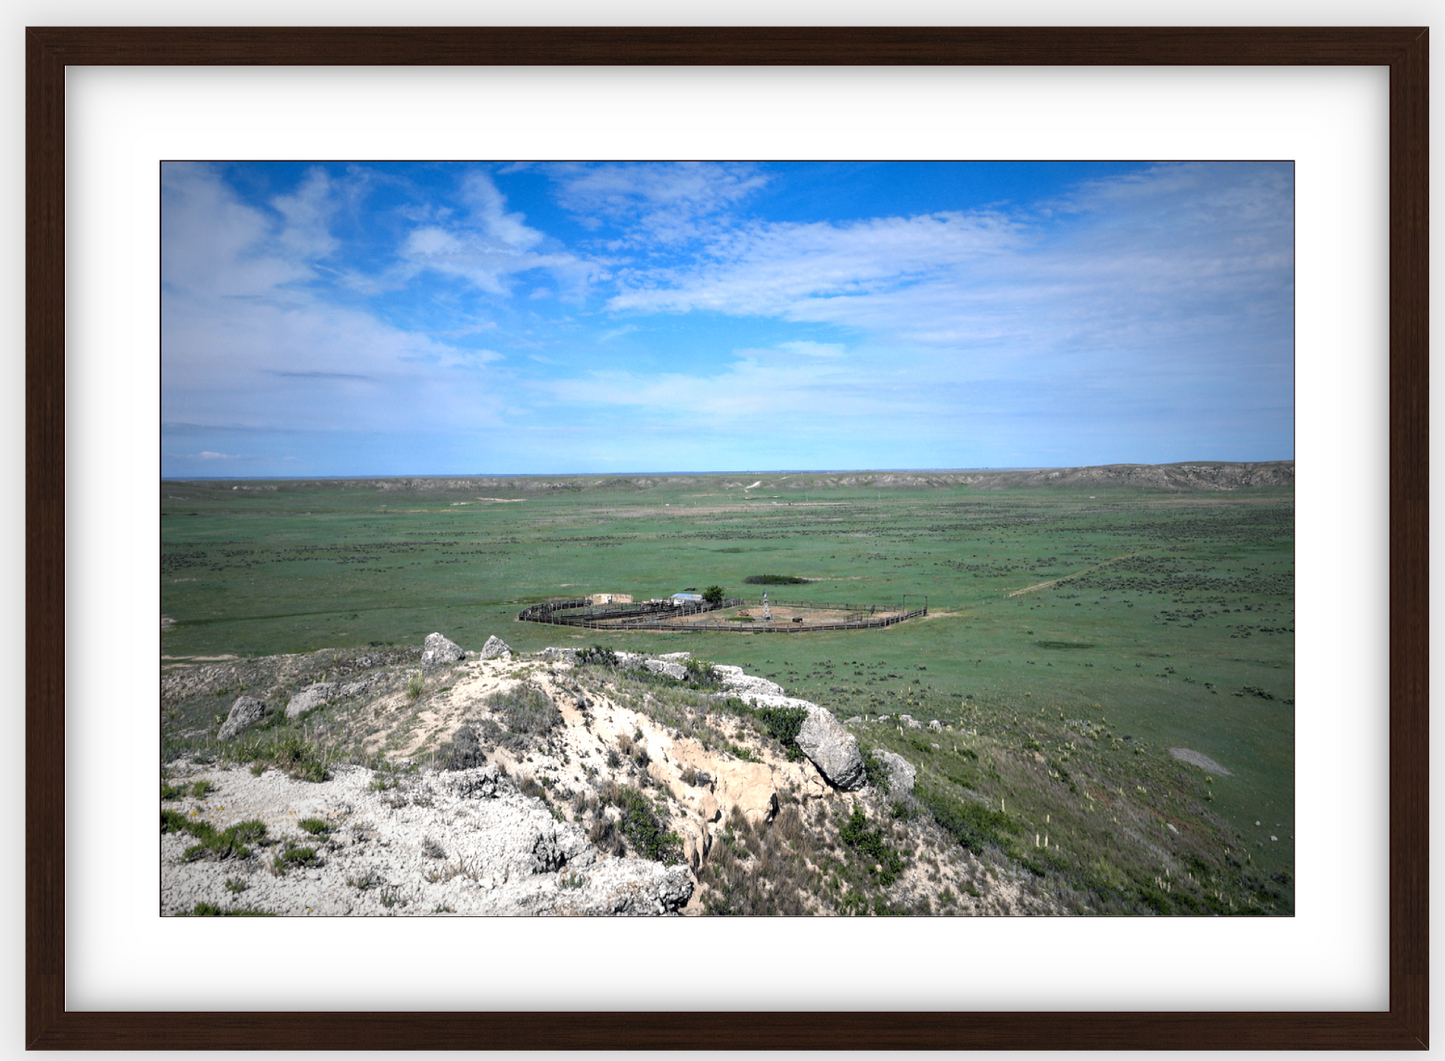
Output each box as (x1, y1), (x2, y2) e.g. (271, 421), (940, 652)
(713, 664), (785, 700)
(555, 860), (696, 916)
(160, 762), (693, 917)
(166, 646), (912, 917)
(795, 706), (866, 790)
(707, 758), (781, 824)
(337, 673), (387, 700)
(421, 632), (465, 669)
(643, 659), (687, 680)
(874, 749), (916, 795)
(286, 682), (337, 719)
(480, 635), (512, 660)
(218, 695), (269, 741)
(441, 764), (502, 797)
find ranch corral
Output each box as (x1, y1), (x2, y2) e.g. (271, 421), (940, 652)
(519, 596), (924, 633)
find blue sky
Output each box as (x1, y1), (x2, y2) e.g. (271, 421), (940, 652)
(161, 161), (1293, 477)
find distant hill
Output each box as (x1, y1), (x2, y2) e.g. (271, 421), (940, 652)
(935, 460), (1294, 492)
(162, 460), (1293, 499)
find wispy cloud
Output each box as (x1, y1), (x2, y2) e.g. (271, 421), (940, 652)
(548, 161), (768, 245)
(607, 210), (1023, 319)
(396, 170), (590, 297)
(598, 324), (640, 343)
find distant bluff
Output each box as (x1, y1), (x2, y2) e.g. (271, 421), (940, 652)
(163, 461), (1293, 498)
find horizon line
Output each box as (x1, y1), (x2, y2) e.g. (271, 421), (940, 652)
(160, 458), (1296, 483)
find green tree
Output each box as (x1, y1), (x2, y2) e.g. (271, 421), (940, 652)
(702, 585), (725, 604)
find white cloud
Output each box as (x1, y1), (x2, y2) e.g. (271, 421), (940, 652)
(270, 166), (342, 261)
(603, 165), (1292, 379)
(607, 211), (1022, 318)
(162, 164), (312, 298)
(162, 165), (510, 437)
(395, 169), (590, 297)
(776, 340), (845, 358)
(598, 324), (639, 343)
(549, 161), (768, 245)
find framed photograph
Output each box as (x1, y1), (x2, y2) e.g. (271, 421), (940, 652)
(28, 27), (1425, 1049)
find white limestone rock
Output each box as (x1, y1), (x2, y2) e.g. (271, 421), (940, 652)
(421, 632), (465, 669)
(480, 635), (512, 660)
(285, 682), (336, 720)
(795, 706), (867, 791)
(218, 695), (269, 740)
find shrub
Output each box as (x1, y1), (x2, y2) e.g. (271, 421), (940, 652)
(233, 732), (334, 782)
(577, 645), (618, 668)
(604, 784), (682, 865)
(749, 704), (808, 761)
(743, 575), (809, 585)
(486, 686), (560, 741)
(297, 818), (331, 837)
(433, 722), (486, 771)
(838, 806), (904, 886)
(684, 657), (721, 686)
(587, 816), (625, 857)
(916, 786), (1017, 854)
(861, 749), (891, 792)
(406, 672), (425, 701)
(190, 780), (214, 799)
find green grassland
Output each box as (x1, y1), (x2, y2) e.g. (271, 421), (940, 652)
(161, 474), (1294, 911)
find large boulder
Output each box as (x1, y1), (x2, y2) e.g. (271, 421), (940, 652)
(795, 707), (867, 790)
(873, 749), (916, 795)
(480, 635), (512, 660)
(421, 632), (465, 669)
(332, 672), (385, 701)
(285, 682), (336, 719)
(713, 664), (785, 699)
(643, 659), (687, 680)
(218, 695), (269, 740)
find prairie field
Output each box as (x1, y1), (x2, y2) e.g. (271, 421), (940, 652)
(161, 473), (1294, 913)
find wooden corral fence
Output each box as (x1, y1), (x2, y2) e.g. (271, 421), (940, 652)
(516, 597), (744, 630)
(517, 597), (925, 633)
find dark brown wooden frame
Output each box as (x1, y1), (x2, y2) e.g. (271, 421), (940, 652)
(26, 26), (1426, 1050)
